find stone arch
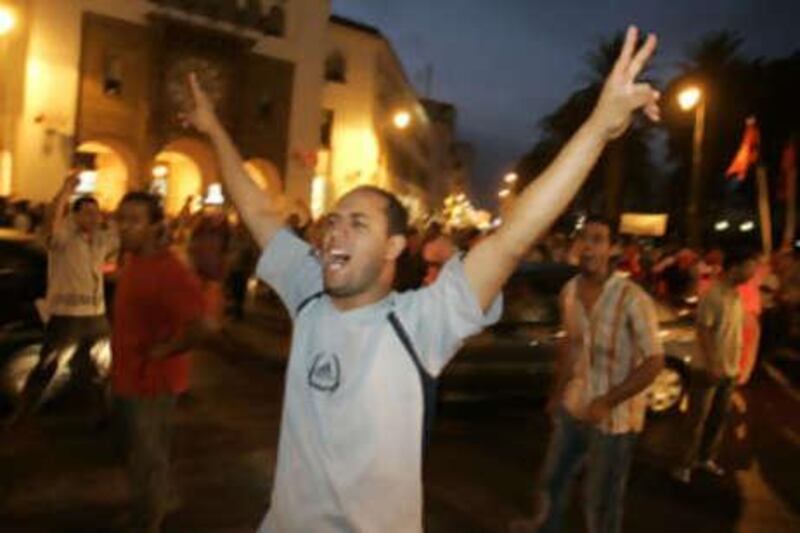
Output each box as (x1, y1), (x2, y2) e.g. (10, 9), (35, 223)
(76, 138), (137, 211)
(151, 137), (218, 216)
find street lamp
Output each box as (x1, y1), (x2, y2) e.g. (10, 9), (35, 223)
(498, 188), (511, 199)
(392, 110), (411, 130)
(678, 85), (706, 247)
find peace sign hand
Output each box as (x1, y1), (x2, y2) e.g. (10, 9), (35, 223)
(590, 26), (660, 141)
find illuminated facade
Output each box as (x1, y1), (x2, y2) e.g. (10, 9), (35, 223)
(318, 16), (450, 223)
(0, 0), (328, 216)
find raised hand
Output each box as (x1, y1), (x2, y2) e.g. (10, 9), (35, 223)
(62, 171), (80, 193)
(182, 73), (221, 134)
(590, 26), (660, 140)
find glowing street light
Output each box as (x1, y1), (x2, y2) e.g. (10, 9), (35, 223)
(677, 86), (701, 111)
(392, 110), (411, 130)
(739, 220), (755, 233)
(498, 188), (511, 199)
(503, 172), (518, 185)
(0, 6), (16, 35)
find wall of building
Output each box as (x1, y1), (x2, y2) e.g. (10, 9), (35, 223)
(6, 0), (328, 214)
(321, 22), (382, 208)
(322, 18), (445, 221)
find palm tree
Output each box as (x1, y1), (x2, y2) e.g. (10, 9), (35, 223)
(517, 32), (659, 223)
(662, 31), (755, 243)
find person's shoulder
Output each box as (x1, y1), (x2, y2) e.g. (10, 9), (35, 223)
(620, 276), (650, 300)
(560, 275), (579, 300)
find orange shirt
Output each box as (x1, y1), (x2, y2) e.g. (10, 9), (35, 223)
(111, 249), (205, 397)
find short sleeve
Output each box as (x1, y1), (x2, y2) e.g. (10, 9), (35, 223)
(627, 287), (663, 359)
(395, 255), (502, 376)
(255, 229), (323, 319)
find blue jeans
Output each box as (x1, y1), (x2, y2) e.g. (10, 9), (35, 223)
(537, 409), (637, 533)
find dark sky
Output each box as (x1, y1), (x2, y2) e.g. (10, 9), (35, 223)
(330, 0), (799, 209)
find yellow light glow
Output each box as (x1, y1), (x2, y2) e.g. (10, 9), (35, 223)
(152, 163), (169, 179)
(504, 172), (518, 184)
(311, 175), (327, 219)
(0, 150), (12, 196)
(205, 183), (225, 206)
(0, 6), (16, 35)
(678, 87), (701, 111)
(498, 188), (511, 199)
(393, 110), (411, 130)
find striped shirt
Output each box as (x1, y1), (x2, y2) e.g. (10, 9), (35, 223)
(561, 273), (663, 434)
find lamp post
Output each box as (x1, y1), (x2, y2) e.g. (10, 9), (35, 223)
(678, 86), (706, 247)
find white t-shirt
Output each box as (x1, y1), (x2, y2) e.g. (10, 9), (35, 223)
(256, 230), (502, 533)
(45, 219), (118, 317)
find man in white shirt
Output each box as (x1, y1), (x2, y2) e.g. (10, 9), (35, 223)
(9, 174), (118, 426)
(184, 25), (661, 532)
(672, 248), (757, 483)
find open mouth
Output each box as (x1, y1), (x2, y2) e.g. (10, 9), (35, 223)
(324, 249), (351, 272)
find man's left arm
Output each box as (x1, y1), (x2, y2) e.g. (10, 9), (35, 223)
(464, 26), (660, 311)
(586, 289), (664, 423)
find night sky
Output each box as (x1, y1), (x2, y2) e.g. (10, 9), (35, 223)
(331, 0), (800, 209)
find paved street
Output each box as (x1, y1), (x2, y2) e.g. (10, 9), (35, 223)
(1, 306), (799, 532)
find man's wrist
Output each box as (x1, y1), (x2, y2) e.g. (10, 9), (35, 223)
(584, 110), (615, 143)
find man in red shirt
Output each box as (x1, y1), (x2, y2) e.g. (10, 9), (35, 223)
(113, 191), (210, 532)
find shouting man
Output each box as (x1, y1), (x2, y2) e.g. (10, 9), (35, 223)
(185, 26), (660, 532)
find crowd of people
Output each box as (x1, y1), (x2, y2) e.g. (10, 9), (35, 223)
(1, 26), (798, 533)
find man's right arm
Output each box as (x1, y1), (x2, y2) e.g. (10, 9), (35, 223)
(185, 74), (284, 250)
(44, 173), (79, 241)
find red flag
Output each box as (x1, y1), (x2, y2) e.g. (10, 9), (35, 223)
(778, 139), (796, 202)
(726, 116), (760, 181)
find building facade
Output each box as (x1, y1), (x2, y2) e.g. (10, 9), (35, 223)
(1, 0), (328, 215)
(0, 2), (456, 223)
(318, 16), (449, 223)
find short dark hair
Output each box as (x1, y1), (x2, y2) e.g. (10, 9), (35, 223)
(350, 185), (409, 237)
(583, 213), (618, 241)
(119, 191), (164, 224)
(72, 195), (99, 213)
(723, 246), (758, 271)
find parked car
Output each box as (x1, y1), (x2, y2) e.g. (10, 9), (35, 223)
(0, 229), (111, 406)
(440, 263), (698, 416)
